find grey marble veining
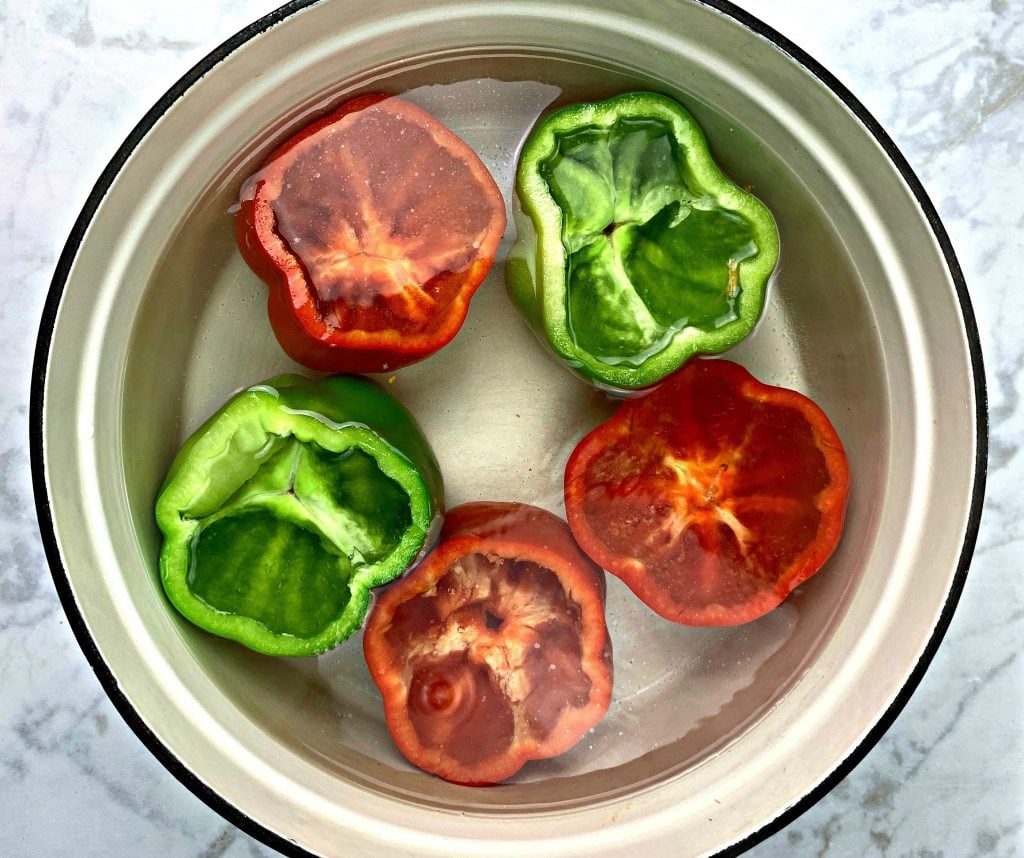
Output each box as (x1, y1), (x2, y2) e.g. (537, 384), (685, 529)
(2, 0), (1021, 855)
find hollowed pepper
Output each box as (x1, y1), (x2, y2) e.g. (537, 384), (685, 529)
(364, 502), (612, 784)
(507, 92), (780, 390)
(155, 374), (443, 656)
(236, 94), (506, 373)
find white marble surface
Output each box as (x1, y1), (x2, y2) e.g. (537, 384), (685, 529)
(2, 0), (1020, 855)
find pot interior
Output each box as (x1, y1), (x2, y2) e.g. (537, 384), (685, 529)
(119, 47), (884, 812)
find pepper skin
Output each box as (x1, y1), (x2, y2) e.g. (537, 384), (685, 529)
(507, 92), (780, 391)
(364, 502), (613, 785)
(155, 374), (443, 656)
(564, 359), (849, 625)
(237, 94), (506, 373)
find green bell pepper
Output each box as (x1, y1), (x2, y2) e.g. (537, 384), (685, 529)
(155, 374), (443, 656)
(507, 91), (780, 390)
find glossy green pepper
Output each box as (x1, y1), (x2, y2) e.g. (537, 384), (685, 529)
(507, 91), (780, 390)
(155, 374), (443, 656)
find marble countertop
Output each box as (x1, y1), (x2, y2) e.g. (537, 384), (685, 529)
(2, 0), (1020, 855)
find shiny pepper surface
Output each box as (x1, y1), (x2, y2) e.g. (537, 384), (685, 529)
(364, 502), (612, 784)
(508, 92), (780, 390)
(155, 374), (443, 655)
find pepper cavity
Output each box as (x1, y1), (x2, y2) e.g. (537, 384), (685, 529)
(564, 359), (850, 626)
(364, 502), (612, 785)
(507, 91), (780, 390)
(384, 552), (591, 752)
(235, 94), (506, 373)
(155, 374), (443, 656)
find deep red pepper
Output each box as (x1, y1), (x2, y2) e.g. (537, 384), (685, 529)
(363, 502), (613, 785)
(236, 94), (506, 373)
(564, 359), (850, 626)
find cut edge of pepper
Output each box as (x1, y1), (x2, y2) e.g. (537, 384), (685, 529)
(563, 359), (850, 627)
(156, 384), (438, 657)
(364, 502), (613, 784)
(510, 91), (780, 390)
(239, 95), (507, 373)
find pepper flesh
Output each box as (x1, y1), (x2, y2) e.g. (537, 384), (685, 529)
(508, 92), (780, 390)
(364, 502), (613, 785)
(564, 359), (849, 625)
(155, 374), (443, 655)
(237, 94), (506, 373)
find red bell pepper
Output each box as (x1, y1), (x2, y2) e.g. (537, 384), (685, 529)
(236, 94), (506, 372)
(363, 502), (613, 785)
(565, 359), (850, 626)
